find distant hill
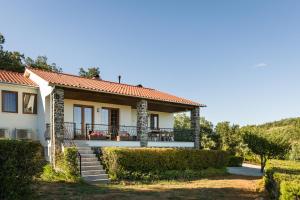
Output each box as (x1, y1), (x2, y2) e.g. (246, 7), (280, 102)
(245, 117), (300, 142)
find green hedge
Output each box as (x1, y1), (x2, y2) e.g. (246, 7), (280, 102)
(101, 147), (229, 180)
(265, 160), (300, 200)
(228, 156), (243, 167)
(41, 147), (79, 182)
(0, 140), (44, 199)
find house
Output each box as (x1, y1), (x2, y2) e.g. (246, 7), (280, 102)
(0, 68), (205, 162)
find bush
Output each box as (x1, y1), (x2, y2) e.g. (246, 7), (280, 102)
(42, 147), (79, 182)
(264, 160), (300, 200)
(228, 156), (243, 167)
(0, 140), (44, 200)
(101, 147), (229, 180)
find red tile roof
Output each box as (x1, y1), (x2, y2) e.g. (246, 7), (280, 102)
(27, 68), (202, 106)
(0, 70), (37, 87)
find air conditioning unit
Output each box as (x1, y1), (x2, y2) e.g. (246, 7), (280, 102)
(15, 129), (33, 140)
(0, 128), (9, 139)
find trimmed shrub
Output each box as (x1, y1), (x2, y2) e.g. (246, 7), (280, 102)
(228, 156), (243, 167)
(0, 140), (44, 199)
(101, 147), (229, 180)
(42, 147), (79, 182)
(264, 160), (300, 199)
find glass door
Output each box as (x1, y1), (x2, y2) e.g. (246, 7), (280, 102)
(73, 105), (93, 139)
(100, 108), (119, 140)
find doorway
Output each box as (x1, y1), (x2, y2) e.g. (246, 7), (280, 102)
(73, 105), (94, 138)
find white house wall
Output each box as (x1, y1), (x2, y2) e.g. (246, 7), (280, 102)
(64, 99), (132, 126)
(65, 99), (174, 128)
(131, 109), (174, 128)
(0, 83), (39, 139)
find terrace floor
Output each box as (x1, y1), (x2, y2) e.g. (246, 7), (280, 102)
(35, 175), (266, 200)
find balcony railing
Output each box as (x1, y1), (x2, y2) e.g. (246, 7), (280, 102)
(44, 122), (195, 142)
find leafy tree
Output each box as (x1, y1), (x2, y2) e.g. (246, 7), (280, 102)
(215, 121), (241, 154)
(79, 67), (101, 78)
(243, 130), (290, 172)
(201, 134), (216, 150)
(25, 56), (62, 72)
(174, 113), (190, 129)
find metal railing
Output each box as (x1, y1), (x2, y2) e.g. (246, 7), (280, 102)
(45, 122), (195, 142)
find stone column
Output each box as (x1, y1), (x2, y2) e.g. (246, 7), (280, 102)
(137, 99), (148, 147)
(50, 88), (64, 167)
(191, 107), (200, 149)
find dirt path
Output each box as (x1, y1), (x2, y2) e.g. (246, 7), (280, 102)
(36, 175), (266, 200)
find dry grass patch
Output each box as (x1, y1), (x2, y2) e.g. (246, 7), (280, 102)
(35, 175), (266, 200)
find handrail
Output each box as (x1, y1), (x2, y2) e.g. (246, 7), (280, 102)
(77, 151), (82, 176)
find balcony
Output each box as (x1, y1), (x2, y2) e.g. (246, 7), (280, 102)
(45, 122), (195, 148)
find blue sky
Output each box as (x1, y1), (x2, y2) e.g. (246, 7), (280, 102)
(1, 0), (300, 125)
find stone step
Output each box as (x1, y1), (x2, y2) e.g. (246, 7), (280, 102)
(81, 157), (98, 162)
(78, 150), (94, 154)
(83, 174), (109, 181)
(77, 147), (92, 151)
(81, 165), (103, 171)
(80, 154), (96, 158)
(82, 169), (106, 176)
(81, 160), (101, 165)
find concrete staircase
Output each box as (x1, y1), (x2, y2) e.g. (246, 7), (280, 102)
(77, 146), (109, 184)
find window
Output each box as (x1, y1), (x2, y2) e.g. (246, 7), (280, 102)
(2, 90), (18, 113)
(150, 114), (159, 130)
(23, 93), (37, 114)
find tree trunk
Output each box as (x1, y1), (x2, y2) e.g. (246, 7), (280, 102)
(260, 155), (266, 173)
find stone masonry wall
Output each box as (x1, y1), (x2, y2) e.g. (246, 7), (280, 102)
(191, 107), (200, 149)
(50, 88), (64, 167)
(137, 99), (148, 147)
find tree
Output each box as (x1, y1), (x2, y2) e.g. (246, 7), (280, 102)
(79, 67), (101, 78)
(201, 134), (216, 150)
(25, 56), (62, 72)
(243, 130), (290, 172)
(174, 113), (190, 129)
(215, 121), (241, 154)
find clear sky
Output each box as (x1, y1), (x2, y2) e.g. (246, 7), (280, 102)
(1, 0), (300, 126)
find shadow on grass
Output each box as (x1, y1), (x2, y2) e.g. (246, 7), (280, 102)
(35, 175), (266, 200)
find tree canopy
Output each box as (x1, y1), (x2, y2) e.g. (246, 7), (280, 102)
(79, 67), (101, 78)
(0, 33), (61, 73)
(243, 129), (290, 172)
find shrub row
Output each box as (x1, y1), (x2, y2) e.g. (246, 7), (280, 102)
(228, 156), (243, 167)
(0, 140), (44, 200)
(101, 147), (229, 180)
(265, 160), (300, 200)
(41, 147), (80, 182)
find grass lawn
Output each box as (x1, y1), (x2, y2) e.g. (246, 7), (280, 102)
(35, 175), (266, 200)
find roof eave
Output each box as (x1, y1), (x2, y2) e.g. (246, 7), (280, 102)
(48, 82), (202, 108)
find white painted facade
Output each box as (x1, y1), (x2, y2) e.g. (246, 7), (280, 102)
(0, 69), (192, 159)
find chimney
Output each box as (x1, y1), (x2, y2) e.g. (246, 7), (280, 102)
(118, 75), (121, 83)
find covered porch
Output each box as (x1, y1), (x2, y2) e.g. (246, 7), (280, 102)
(47, 87), (201, 151)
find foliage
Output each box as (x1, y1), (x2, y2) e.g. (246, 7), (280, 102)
(0, 33), (61, 72)
(264, 160), (300, 200)
(243, 130), (290, 172)
(228, 155), (244, 167)
(101, 147), (229, 180)
(215, 121), (242, 155)
(201, 134), (216, 150)
(79, 67), (101, 78)
(174, 113), (191, 129)
(55, 147), (80, 181)
(25, 56), (62, 72)
(0, 140), (45, 200)
(289, 141), (300, 161)
(41, 147), (79, 183)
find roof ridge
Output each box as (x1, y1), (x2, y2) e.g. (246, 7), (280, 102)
(26, 67), (155, 91)
(0, 69), (24, 74)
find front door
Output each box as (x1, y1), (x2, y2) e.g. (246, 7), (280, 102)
(73, 105), (93, 139)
